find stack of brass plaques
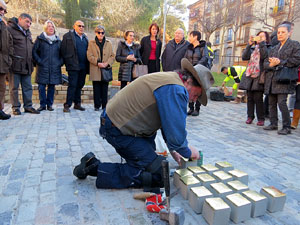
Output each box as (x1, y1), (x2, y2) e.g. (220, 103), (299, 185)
(215, 161), (234, 172)
(242, 190), (267, 217)
(212, 171), (233, 183)
(260, 187), (286, 212)
(228, 169), (249, 185)
(189, 186), (213, 214)
(179, 175), (201, 200)
(225, 193), (251, 223)
(227, 180), (249, 193)
(173, 168), (193, 188)
(202, 197), (231, 225)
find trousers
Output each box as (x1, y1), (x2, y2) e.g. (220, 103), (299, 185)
(38, 84), (55, 107)
(65, 69), (86, 106)
(247, 90), (264, 121)
(269, 93), (290, 128)
(0, 74), (6, 110)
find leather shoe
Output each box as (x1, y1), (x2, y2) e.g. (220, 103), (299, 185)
(263, 124), (278, 130)
(256, 120), (264, 126)
(24, 107), (40, 114)
(187, 109), (194, 115)
(12, 108), (21, 115)
(63, 104), (70, 113)
(74, 104), (85, 111)
(0, 110), (11, 120)
(278, 127), (291, 135)
(246, 118), (253, 124)
(38, 106), (46, 112)
(73, 152), (99, 179)
(47, 106), (54, 111)
(191, 110), (199, 116)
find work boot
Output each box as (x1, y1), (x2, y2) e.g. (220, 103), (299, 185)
(191, 110), (199, 116)
(291, 109), (300, 129)
(277, 127), (291, 135)
(74, 104), (85, 111)
(73, 152), (100, 179)
(0, 110), (11, 120)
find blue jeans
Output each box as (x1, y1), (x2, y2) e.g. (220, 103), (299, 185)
(97, 109), (158, 189)
(38, 84), (55, 107)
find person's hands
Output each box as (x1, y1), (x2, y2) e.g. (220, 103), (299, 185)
(170, 151), (181, 166)
(102, 62), (108, 68)
(269, 57), (280, 67)
(189, 146), (200, 160)
(127, 54), (135, 61)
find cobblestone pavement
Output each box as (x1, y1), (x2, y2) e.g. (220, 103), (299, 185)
(0, 101), (299, 225)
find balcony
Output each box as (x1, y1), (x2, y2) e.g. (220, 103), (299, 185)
(270, 5), (286, 17)
(225, 35), (233, 42)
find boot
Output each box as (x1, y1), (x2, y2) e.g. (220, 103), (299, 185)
(230, 97), (241, 104)
(291, 109), (300, 129)
(73, 152), (100, 179)
(191, 109), (199, 116)
(0, 110), (11, 120)
(188, 102), (194, 115)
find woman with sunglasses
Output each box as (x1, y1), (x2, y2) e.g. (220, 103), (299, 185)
(87, 25), (115, 111)
(116, 30), (142, 89)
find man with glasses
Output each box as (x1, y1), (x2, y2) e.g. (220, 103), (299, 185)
(7, 13), (40, 115)
(61, 20), (89, 112)
(0, 0), (13, 119)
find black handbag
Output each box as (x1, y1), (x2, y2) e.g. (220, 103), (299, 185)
(101, 67), (113, 82)
(274, 66), (298, 84)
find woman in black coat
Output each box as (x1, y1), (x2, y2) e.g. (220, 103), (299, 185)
(240, 31), (270, 126)
(140, 23), (162, 73)
(263, 24), (300, 135)
(116, 30), (142, 89)
(32, 20), (62, 111)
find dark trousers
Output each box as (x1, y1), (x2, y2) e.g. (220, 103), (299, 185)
(269, 93), (290, 128)
(0, 74), (6, 110)
(247, 90), (264, 121)
(65, 69), (86, 106)
(264, 94), (269, 117)
(92, 81), (108, 109)
(189, 100), (201, 111)
(9, 73), (33, 109)
(38, 84), (55, 108)
(97, 110), (159, 189)
(294, 85), (300, 110)
(147, 60), (159, 73)
(120, 81), (128, 89)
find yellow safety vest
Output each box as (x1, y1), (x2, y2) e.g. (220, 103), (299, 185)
(224, 66), (246, 83)
(207, 46), (214, 59)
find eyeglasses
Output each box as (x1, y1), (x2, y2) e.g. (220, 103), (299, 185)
(97, 32), (105, 35)
(0, 7), (7, 14)
(77, 25), (85, 28)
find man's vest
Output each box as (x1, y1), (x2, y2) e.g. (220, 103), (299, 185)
(106, 72), (185, 137)
(224, 66), (246, 83)
(207, 46), (214, 59)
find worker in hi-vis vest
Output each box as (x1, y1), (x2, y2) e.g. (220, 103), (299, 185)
(207, 42), (214, 69)
(221, 66), (246, 103)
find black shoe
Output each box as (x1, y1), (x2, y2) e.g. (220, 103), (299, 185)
(38, 106), (46, 112)
(73, 152), (98, 179)
(24, 107), (40, 114)
(0, 110), (11, 120)
(187, 109), (194, 115)
(47, 106), (54, 111)
(94, 107), (100, 111)
(74, 104), (85, 111)
(263, 124), (278, 130)
(12, 108), (21, 115)
(63, 104), (70, 113)
(192, 110), (199, 116)
(278, 127), (291, 135)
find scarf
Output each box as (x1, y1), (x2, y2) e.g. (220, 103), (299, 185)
(95, 36), (105, 62)
(43, 32), (57, 44)
(246, 45), (260, 78)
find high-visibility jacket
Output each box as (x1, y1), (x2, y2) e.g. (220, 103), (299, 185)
(207, 46), (214, 59)
(223, 66), (246, 90)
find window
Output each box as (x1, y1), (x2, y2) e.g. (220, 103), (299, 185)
(214, 49), (220, 64)
(193, 23), (198, 31)
(244, 27), (250, 43)
(215, 31), (220, 44)
(278, 0), (284, 11)
(227, 28), (233, 41)
(225, 47), (233, 66)
(244, 5), (252, 23)
(206, 0), (212, 13)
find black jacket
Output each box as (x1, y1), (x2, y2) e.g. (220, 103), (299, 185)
(184, 41), (209, 67)
(60, 30), (88, 71)
(161, 39), (189, 71)
(32, 33), (63, 85)
(7, 17), (33, 75)
(140, 35), (162, 71)
(115, 41), (142, 82)
(0, 20), (13, 74)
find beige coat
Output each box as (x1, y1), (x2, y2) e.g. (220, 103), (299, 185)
(87, 39), (115, 81)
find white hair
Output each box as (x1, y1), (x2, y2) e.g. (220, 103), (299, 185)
(43, 20), (58, 35)
(0, 0), (7, 10)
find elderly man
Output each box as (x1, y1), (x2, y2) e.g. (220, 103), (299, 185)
(73, 58), (214, 190)
(61, 20), (89, 112)
(7, 13), (39, 115)
(0, 0), (12, 120)
(162, 28), (189, 71)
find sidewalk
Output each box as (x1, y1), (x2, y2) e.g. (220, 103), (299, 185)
(0, 101), (299, 225)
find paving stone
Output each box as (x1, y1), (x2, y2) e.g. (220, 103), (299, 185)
(35, 204), (55, 225)
(3, 181), (22, 196)
(40, 180), (56, 193)
(0, 165), (10, 176)
(16, 202), (37, 223)
(0, 196), (18, 213)
(9, 169), (26, 181)
(0, 211), (13, 225)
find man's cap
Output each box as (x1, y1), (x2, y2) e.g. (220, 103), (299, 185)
(181, 58), (215, 106)
(0, 0), (7, 10)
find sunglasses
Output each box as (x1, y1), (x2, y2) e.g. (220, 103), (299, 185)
(97, 32), (105, 35)
(0, 7), (7, 14)
(77, 25), (85, 28)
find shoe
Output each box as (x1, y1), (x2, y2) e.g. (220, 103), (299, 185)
(245, 118), (253, 124)
(191, 110), (199, 116)
(263, 124), (278, 130)
(73, 152), (98, 179)
(37, 106), (46, 112)
(24, 107), (40, 114)
(291, 125), (296, 130)
(47, 106), (54, 111)
(0, 110), (11, 120)
(256, 121), (264, 126)
(74, 104), (85, 111)
(94, 108), (100, 111)
(12, 108), (21, 115)
(63, 104), (70, 113)
(187, 109), (194, 115)
(278, 127), (291, 135)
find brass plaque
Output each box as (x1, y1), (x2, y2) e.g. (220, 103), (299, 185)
(191, 186), (212, 197)
(228, 169), (248, 178)
(210, 182), (232, 194)
(216, 161), (233, 168)
(201, 164), (219, 172)
(243, 190), (267, 202)
(188, 166), (205, 174)
(226, 193), (251, 207)
(206, 197), (230, 210)
(213, 171), (232, 181)
(262, 186), (286, 198)
(175, 169), (193, 177)
(197, 173), (215, 183)
(227, 180), (248, 191)
(180, 175), (200, 185)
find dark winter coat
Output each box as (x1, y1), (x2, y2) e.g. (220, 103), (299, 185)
(270, 31), (279, 48)
(140, 35), (162, 72)
(184, 41), (209, 67)
(263, 38), (300, 95)
(32, 33), (63, 85)
(7, 17), (34, 75)
(161, 38), (189, 71)
(0, 20), (13, 74)
(239, 41), (270, 91)
(115, 41), (142, 82)
(60, 30), (89, 71)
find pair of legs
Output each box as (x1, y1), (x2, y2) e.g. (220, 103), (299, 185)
(0, 74), (10, 120)
(246, 90), (264, 125)
(147, 60), (159, 74)
(188, 100), (201, 116)
(92, 81), (108, 109)
(38, 84), (55, 109)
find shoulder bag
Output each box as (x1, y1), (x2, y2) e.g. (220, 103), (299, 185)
(132, 64), (148, 79)
(274, 66), (298, 84)
(101, 67), (113, 82)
